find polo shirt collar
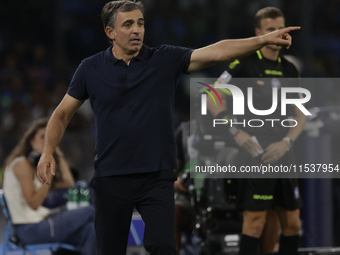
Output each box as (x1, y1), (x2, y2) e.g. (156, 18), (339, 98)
(106, 44), (150, 65)
(135, 45), (150, 62)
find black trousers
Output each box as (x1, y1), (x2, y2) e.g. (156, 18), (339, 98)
(90, 170), (177, 255)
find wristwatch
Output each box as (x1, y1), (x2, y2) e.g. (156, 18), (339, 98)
(228, 127), (239, 137)
(282, 137), (294, 149)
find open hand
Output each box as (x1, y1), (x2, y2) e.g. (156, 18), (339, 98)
(234, 129), (263, 157)
(261, 141), (290, 164)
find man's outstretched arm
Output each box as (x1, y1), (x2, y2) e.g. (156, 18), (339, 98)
(37, 94), (84, 185)
(187, 26), (300, 73)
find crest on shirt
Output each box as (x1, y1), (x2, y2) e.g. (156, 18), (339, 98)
(271, 78), (281, 88)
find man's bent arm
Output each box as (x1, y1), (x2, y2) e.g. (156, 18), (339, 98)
(261, 106), (306, 164)
(188, 26), (300, 73)
(37, 94), (84, 184)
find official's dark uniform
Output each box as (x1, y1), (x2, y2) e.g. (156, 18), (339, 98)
(175, 121), (195, 213)
(222, 50), (302, 211)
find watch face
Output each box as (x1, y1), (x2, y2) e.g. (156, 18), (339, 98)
(229, 127), (238, 136)
(283, 137), (293, 148)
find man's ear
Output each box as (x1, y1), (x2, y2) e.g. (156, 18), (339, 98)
(255, 28), (261, 36)
(105, 26), (115, 41)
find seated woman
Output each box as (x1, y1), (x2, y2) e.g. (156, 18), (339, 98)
(3, 118), (96, 255)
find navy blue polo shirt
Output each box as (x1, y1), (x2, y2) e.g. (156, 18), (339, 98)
(67, 44), (193, 177)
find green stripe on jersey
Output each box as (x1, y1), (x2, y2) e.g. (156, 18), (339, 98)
(264, 69), (283, 76)
(253, 194), (274, 200)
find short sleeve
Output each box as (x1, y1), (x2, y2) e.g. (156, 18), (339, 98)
(67, 61), (89, 100)
(162, 45), (194, 75)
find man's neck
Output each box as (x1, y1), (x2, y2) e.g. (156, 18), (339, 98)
(112, 46), (140, 65)
(260, 47), (280, 61)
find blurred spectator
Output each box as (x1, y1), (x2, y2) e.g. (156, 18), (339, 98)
(2, 118), (96, 255)
(26, 43), (53, 88)
(30, 81), (52, 121)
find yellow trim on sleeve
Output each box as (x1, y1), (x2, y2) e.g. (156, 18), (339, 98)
(256, 50), (263, 60)
(228, 59), (240, 69)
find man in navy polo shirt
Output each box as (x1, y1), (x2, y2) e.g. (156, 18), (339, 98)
(37, 1), (300, 254)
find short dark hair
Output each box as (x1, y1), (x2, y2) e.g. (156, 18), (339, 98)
(254, 7), (284, 29)
(101, 0), (145, 30)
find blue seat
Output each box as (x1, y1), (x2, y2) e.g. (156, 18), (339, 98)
(0, 189), (78, 255)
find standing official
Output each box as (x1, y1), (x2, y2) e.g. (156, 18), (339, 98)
(208, 7), (305, 255)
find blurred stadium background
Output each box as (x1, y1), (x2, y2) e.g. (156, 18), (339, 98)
(0, 0), (340, 253)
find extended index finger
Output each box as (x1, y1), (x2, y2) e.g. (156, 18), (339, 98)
(282, 26), (301, 33)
